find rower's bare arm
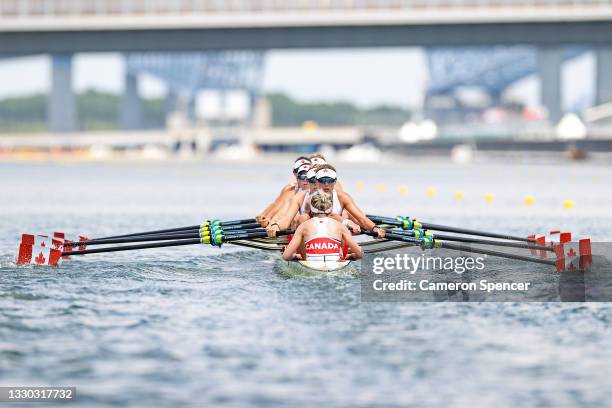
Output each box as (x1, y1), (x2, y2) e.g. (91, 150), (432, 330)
(340, 192), (384, 238)
(260, 189), (294, 225)
(282, 225), (304, 260)
(266, 192), (304, 236)
(335, 180), (345, 194)
(341, 225), (363, 260)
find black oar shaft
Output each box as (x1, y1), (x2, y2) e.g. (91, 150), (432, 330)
(96, 225), (200, 240)
(421, 222), (534, 243)
(65, 232), (203, 247)
(62, 230), (292, 256)
(95, 218), (257, 240)
(413, 232), (551, 252)
(66, 227), (266, 247)
(366, 231), (555, 267)
(369, 215), (535, 243)
(62, 238), (203, 256)
(363, 231), (420, 245)
(439, 241), (556, 267)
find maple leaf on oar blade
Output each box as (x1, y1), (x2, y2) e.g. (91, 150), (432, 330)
(35, 252), (46, 264)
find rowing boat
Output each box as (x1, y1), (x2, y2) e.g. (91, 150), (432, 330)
(15, 215), (593, 274)
(231, 235), (359, 275)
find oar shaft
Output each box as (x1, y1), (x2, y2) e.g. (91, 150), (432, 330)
(95, 218), (258, 240)
(62, 238), (203, 256)
(439, 241), (556, 266)
(65, 232), (203, 247)
(366, 230), (555, 267)
(421, 222), (534, 243)
(66, 227), (267, 247)
(363, 231), (420, 245)
(96, 225), (200, 240)
(62, 230), (291, 256)
(425, 233), (552, 252)
(369, 215), (535, 243)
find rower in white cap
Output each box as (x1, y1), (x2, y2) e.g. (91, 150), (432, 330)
(266, 164), (385, 239)
(256, 156), (310, 226)
(282, 190), (363, 261)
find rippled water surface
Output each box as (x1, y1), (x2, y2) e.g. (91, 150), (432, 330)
(1, 158), (611, 407)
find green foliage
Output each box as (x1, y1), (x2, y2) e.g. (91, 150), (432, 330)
(0, 94), (46, 132)
(78, 90), (118, 130)
(267, 93), (410, 127)
(0, 91), (410, 132)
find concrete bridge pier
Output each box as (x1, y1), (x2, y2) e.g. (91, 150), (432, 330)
(596, 47), (612, 105)
(165, 91), (178, 119)
(537, 46), (563, 124)
(120, 71), (144, 129)
(48, 53), (78, 132)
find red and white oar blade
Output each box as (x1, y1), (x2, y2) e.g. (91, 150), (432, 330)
(17, 233), (64, 267)
(533, 231), (572, 258)
(554, 238), (592, 272)
(17, 244), (62, 267)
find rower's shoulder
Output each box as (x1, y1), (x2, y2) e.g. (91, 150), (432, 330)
(292, 189), (308, 201)
(280, 183), (296, 194)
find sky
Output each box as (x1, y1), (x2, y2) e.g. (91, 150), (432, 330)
(0, 48), (595, 111)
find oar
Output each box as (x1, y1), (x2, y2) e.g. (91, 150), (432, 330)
(64, 227), (266, 247)
(365, 231), (555, 267)
(433, 241), (556, 267)
(368, 214), (535, 243)
(63, 230), (292, 256)
(383, 229), (553, 252)
(94, 218), (257, 240)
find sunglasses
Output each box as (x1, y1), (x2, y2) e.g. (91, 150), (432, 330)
(308, 177), (317, 184)
(316, 177), (337, 184)
(297, 173), (308, 180)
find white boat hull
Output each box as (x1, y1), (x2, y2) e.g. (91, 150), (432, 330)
(283, 259), (354, 276)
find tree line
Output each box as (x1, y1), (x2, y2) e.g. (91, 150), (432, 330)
(0, 91), (410, 132)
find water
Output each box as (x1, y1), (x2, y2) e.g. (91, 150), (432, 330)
(1, 158), (611, 407)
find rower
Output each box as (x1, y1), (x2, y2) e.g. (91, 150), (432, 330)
(295, 163), (311, 192)
(299, 167), (319, 215)
(282, 190), (363, 261)
(267, 164), (385, 238)
(256, 156), (310, 226)
(307, 153), (347, 194)
(309, 153), (327, 166)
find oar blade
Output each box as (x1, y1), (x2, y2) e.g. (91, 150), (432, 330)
(17, 234), (62, 266)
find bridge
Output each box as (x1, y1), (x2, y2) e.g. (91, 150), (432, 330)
(1, 0), (612, 131)
(2, 0), (612, 52)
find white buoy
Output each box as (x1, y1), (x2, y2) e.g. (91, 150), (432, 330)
(556, 113), (587, 140)
(451, 144), (475, 164)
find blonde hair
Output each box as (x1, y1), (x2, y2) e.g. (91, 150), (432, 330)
(310, 190), (333, 214)
(315, 163), (336, 172)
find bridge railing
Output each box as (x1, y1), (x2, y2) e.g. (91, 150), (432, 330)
(1, 0), (611, 17)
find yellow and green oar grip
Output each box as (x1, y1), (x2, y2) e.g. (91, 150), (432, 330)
(200, 234), (224, 246)
(395, 215), (421, 230)
(419, 235), (435, 249)
(412, 228), (425, 238)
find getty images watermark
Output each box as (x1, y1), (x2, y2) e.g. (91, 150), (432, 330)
(360, 244), (610, 302)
